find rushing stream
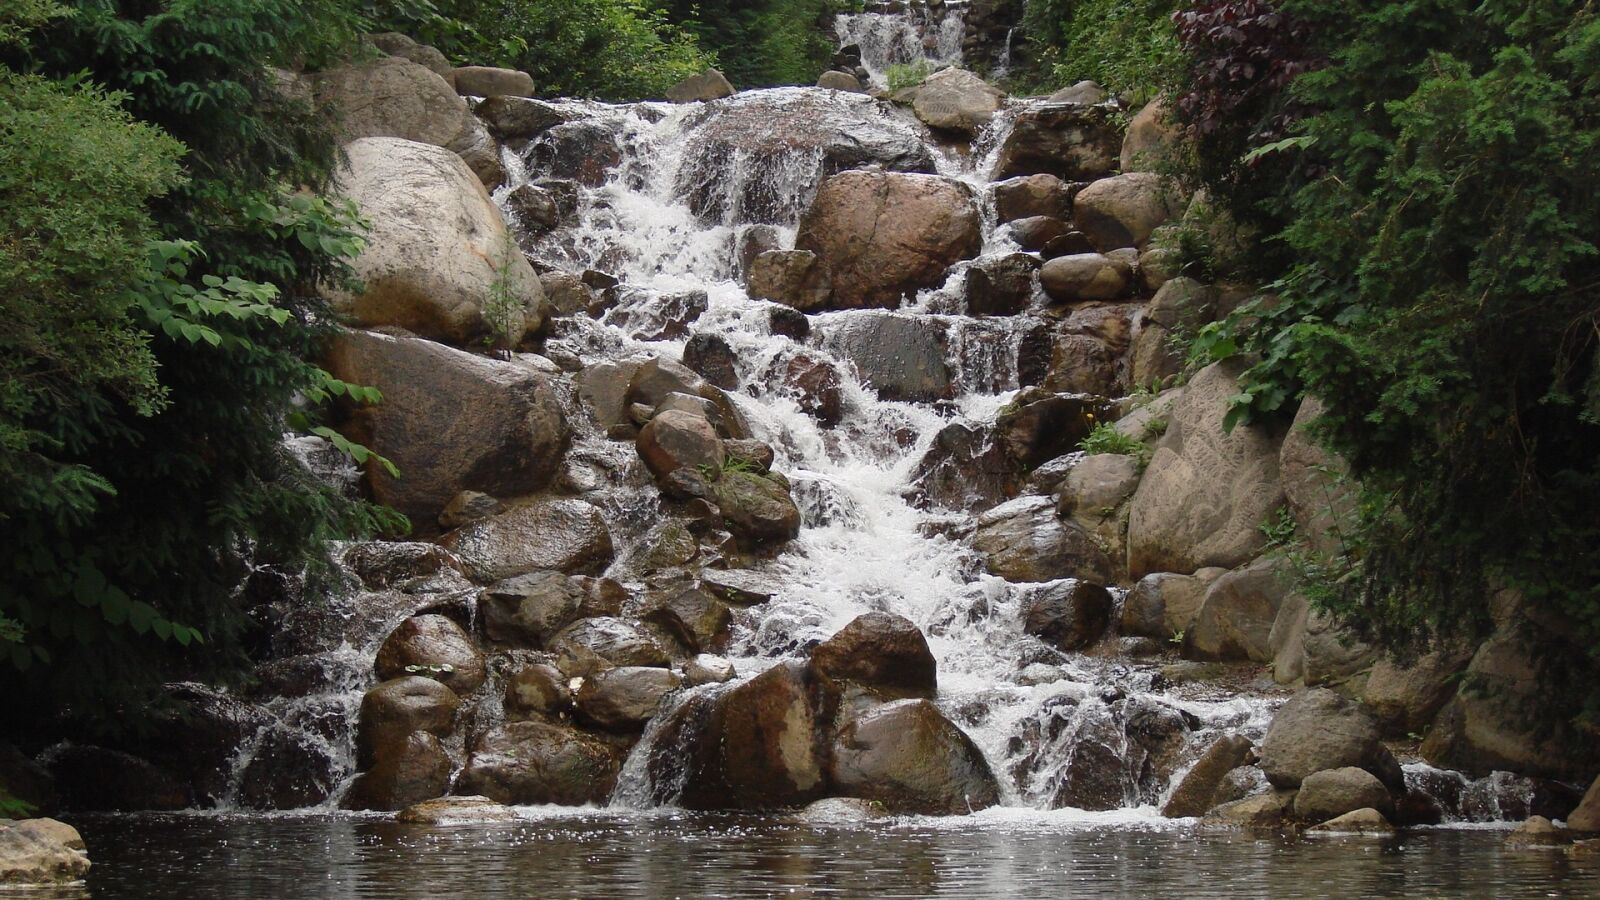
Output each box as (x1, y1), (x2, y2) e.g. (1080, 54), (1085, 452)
(29, 7), (1596, 897)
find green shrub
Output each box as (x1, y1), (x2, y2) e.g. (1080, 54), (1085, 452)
(1079, 422), (1152, 467)
(887, 59), (932, 92)
(1020, 0), (1185, 102)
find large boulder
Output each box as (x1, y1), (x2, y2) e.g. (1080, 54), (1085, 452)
(747, 250), (832, 312)
(1121, 99), (1183, 172)
(709, 471), (803, 548)
(46, 746), (189, 812)
(795, 171), (982, 309)
(1072, 173), (1182, 251)
(368, 32), (454, 81)
(1039, 253), (1131, 302)
(990, 103), (1122, 182)
(373, 614), (486, 694)
(475, 96), (568, 140)
(1279, 398), (1359, 557)
(440, 497), (614, 582)
(1021, 580), (1115, 651)
(637, 410), (725, 482)
(455, 722), (621, 805)
(1294, 767), (1394, 823)
(994, 390), (1110, 471)
(1570, 777), (1600, 832)
(1056, 452), (1142, 562)
(327, 138), (543, 344)
(313, 58), (500, 186)
(326, 330), (568, 527)
(356, 676), (460, 769)
(973, 496), (1115, 584)
(344, 731), (452, 811)
(817, 312), (952, 402)
(576, 667), (684, 731)
(667, 68), (735, 103)
(963, 253), (1039, 316)
(670, 661), (829, 810)
(0, 818), (91, 886)
(908, 68), (1006, 135)
(1185, 558), (1292, 663)
(1259, 688), (1403, 792)
(1119, 570), (1222, 639)
(481, 572), (628, 647)
(1162, 734), (1254, 818)
(674, 91), (934, 225)
(1420, 633), (1600, 782)
(1361, 648), (1468, 738)
(1127, 363), (1286, 578)
(992, 174), (1073, 223)
(810, 612), (937, 702)
(830, 700), (1001, 816)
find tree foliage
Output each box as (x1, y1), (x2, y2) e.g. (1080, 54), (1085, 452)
(1020, 0), (1186, 102)
(1182, 0), (1600, 709)
(660, 0), (853, 89)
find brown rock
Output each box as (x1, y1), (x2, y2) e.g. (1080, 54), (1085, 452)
(456, 722), (621, 805)
(356, 676), (460, 769)
(440, 497), (613, 582)
(1259, 688), (1403, 792)
(1186, 558), (1291, 664)
(748, 251), (833, 311)
(481, 571), (627, 647)
(1162, 734), (1254, 817)
(830, 699), (1001, 815)
(1294, 767), (1395, 823)
(974, 496), (1115, 584)
(1021, 580), (1115, 651)
(1072, 173), (1183, 251)
(549, 617), (673, 669)
(1008, 215), (1071, 252)
(452, 66), (535, 97)
(1040, 253), (1131, 302)
(810, 612), (937, 701)
(637, 410), (725, 482)
(990, 103), (1122, 182)
(576, 666), (684, 731)
(992, 174), (1073, 223)
(344, 732), (452, 812)
(667, 68), (736, 103)
(374, 614), (486, 694)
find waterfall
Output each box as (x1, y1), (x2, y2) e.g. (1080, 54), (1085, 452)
(835, 3), (968, 89)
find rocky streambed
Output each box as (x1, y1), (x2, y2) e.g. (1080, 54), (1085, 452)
(8, 6), (1600, 893)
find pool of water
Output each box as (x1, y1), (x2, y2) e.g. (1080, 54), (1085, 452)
(19, 810), (1597, 898)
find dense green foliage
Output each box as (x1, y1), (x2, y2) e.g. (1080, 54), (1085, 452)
(1019, 0), (1184, 101)
(374, 0), (711, 99)
(660, 0), (853, 88)
(1, 0), (400, 733)
(1179, 1), (1600, 705)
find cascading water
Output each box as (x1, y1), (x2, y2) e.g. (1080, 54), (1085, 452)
(835, 2), (968, 89)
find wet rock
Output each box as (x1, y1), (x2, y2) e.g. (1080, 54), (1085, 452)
(671, 661), (829, 810)
(1505, 816), (1571, 848)
(1121, 570), (1221, 640)
(397, 795), (519, 824)
(456, 722), (621, 805)
(817, 70), (866, 92)
(1186, 558), (1291, 664)
(1040, 333), (1120, 396)
(1163, 734), (1255, 818)
(1259, 688), (1403, 792)
(667, 68), (736, 103)
(990, 102), (1122, 182)
(1306, 807), (1395, 834)
(440, 490), (502, 531)
(748, 250), (833, 312)
(974, 496), (1115, 584)
(482, 572), (627, 648)
(819, 312), (952, 402)
(963, 253), (1038, 316)
(374, 614), (487, 694)
(675, 91), (934, 225)
(475, 95), (567, 140)
(325, 330), (567, 530)
(540, 272), (594, 317)
(810, 612), (937, 702)
(1073, 173), (1183, 251)
(796, 171), (982, 309)
(603, 287), (708, 342)
(774, 353), (843, 426)
(327, 138), (540, 343)
(700, 569), (780, 607)
(908, 68), (1005, 135)
(529, 120), (623, 187)
(0, 818), (91, 885)
(906, 422), (1019, 513)
(236, 728), (341, 810)
(1040, 253), (1131, 302)
(357, 676), (461, 769)
(505, 183), (561, 234)
(682, 333), (739, 389)
(710, 470), (803, 548)
(1041, 231), (1098, 260)
(576, 666), (684, 731)
(505, 662), (573, 718)
(1295, 766), (1394, 823)
(996, 390), (1109, 471)
(47, 746), (189, 812)
(549, 617), (673, 669)
(1008, 216), (1071, 252)
(1568, 776), (1600, 832)
(831, 699), (1000, 816)
(737, 225), (783, 277)
(342, 542), (466, 591)
(684, 654), (738, 685)
(1021, 580), (1115, 651)
(992, 173), (1074, 223)
(452, 66), (535, 97)
(769, 305), (811, 340)
(1121, 99), (1182, 172)
(794, 797), (890, 823)
(641, 585), (732, 652)
(441, 497), (614, 582)
(1202, 790), (1297, 828)
(637, 410), (726, 482)
(345, 732), (453, 812)
(1127, 363), (1286, 578)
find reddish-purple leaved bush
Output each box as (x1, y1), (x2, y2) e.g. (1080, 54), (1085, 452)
(1173, 0), (1322, 148)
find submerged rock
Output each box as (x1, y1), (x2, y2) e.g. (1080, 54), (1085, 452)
(1306, 807), (1395, 835)
(397, 795), (519, 824)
